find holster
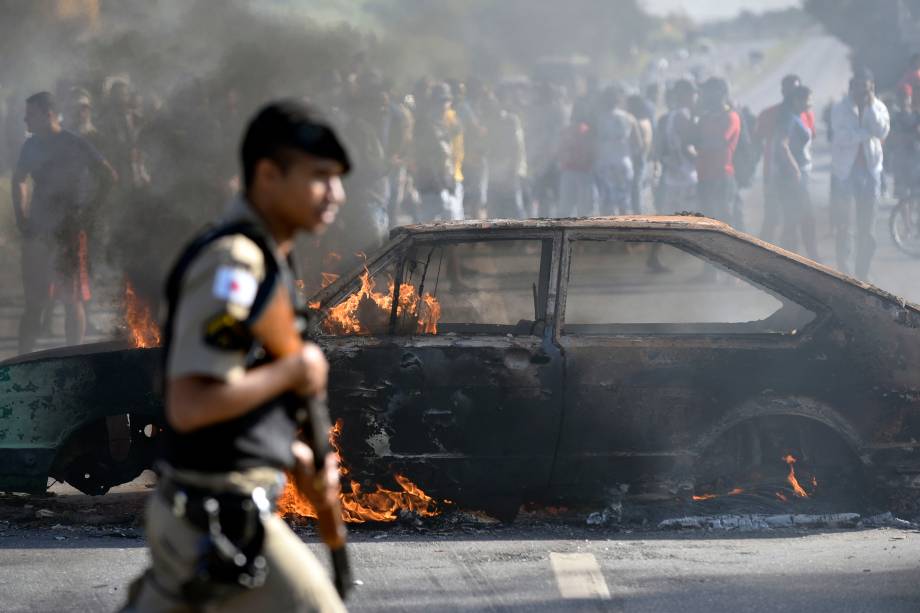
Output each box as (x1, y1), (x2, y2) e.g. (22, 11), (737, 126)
(157, 477), (275, 602)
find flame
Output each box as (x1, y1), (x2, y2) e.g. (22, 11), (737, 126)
(321, 265), (440, 336)
(277, 419), (442, 523)
(419, 294), (441, 335)
(124, 280), (161, 348)
(321, 272), (340, 288)
(692, 487), (745, 501)
(783, 454), (808, 498)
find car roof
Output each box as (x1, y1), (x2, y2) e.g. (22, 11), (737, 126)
(383, 215), (920, 314)
(391, 215), (727, 237)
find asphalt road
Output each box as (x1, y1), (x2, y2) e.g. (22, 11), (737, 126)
(1, 524), (918, 612)
(735, 32), (851, 114)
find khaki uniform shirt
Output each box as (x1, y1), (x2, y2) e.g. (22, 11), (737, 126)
(166, 197), (281, 383)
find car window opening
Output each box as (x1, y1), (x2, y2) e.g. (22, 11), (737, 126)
(563, 240), (816, 336)
(394, 239), (546, 336)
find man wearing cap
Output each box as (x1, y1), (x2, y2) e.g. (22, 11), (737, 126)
(122, 100), (348, 612)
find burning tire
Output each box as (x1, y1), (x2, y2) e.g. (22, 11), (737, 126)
(690, 415), (868, 509)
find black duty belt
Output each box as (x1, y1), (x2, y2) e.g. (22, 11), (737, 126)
(157, 475), (280, 598)
(157, 476), (279, 535)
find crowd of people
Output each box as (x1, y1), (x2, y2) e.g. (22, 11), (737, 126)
(6, 53), (920, 352)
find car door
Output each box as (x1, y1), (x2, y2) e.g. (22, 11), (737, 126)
(315, 229), (564, 509)
(549, 228), (821, 498)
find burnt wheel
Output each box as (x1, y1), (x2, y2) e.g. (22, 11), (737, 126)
(50, 415), (161, 495)
(890, 197), (920, 258)
(692, 415), (867, 509)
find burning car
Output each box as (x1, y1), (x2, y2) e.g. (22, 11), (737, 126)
(2, 216), (920, 519)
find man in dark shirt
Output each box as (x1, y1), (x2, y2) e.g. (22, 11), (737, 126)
(11, 91), (116, 354)
(773, 85), (818, 260)
(755, 75), (816, 243)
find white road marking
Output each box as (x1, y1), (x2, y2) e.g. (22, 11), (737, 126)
(550, 552), (611, 600)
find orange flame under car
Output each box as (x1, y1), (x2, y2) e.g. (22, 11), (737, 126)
(277, 419), (442, 523)
(783, 454), (809, 498)
(692, 487), (745, 502)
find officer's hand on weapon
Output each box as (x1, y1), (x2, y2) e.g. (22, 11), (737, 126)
(292, 441), (341, 510)
(291, 342), (329, 397)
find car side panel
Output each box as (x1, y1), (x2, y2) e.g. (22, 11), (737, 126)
(0, 346), (163, 492)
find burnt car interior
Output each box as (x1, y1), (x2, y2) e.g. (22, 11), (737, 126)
(397, 238), (554, 336)
(321, 235), (557, 338)
(562, 237), (817, 336)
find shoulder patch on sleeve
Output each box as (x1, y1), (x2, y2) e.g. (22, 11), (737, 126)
(213, 266), (258, 308)
(203, 311), (252, 351)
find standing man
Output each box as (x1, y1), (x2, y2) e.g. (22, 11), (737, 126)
(11, 91), (116, 354)
(123, 101), (348, 612)
(897, 53), (920, 96)
(694, 77), (741, 223)
(831, 71), (890, 280)
(413, 83), (461, 223)
(774, 85), (818, 260)
(655, 79), (698, 213)
(594, 85), (642, 215)
(484, 90), (528, 219)
(755, 75), (815, 243)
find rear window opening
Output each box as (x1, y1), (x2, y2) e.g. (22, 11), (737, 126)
(563, 240), (815, 336)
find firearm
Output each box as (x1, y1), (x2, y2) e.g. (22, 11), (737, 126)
(301, 391), (351, 598)
(251, 289), (352, 599)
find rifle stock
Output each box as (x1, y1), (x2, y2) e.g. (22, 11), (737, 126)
(305, 393), (352, 597)
(250, 288), (352, 599)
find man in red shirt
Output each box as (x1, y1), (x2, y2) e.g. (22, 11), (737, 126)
(755, 74), (816, 243)
(897, 53), (920, 96)
(695, 77), (740, 223)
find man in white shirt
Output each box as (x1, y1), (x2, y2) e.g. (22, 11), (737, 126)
(830, 70), (890, 281)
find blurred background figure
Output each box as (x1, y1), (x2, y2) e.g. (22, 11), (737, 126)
(830, 70), (890, 280)
(594, 85), (641, 215)
(695, 77), (741, 223)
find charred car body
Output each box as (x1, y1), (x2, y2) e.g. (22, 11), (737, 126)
(2, 217), (920, 514)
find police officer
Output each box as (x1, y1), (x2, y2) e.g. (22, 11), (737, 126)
(124, 101), (350, 612)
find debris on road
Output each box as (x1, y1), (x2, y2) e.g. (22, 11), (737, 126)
(586, 501), (623, 526)
(857, 512), (917, 529)
(657, 512), (918, 531)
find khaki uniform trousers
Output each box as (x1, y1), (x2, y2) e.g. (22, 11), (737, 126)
(123, 468), (346, 613)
